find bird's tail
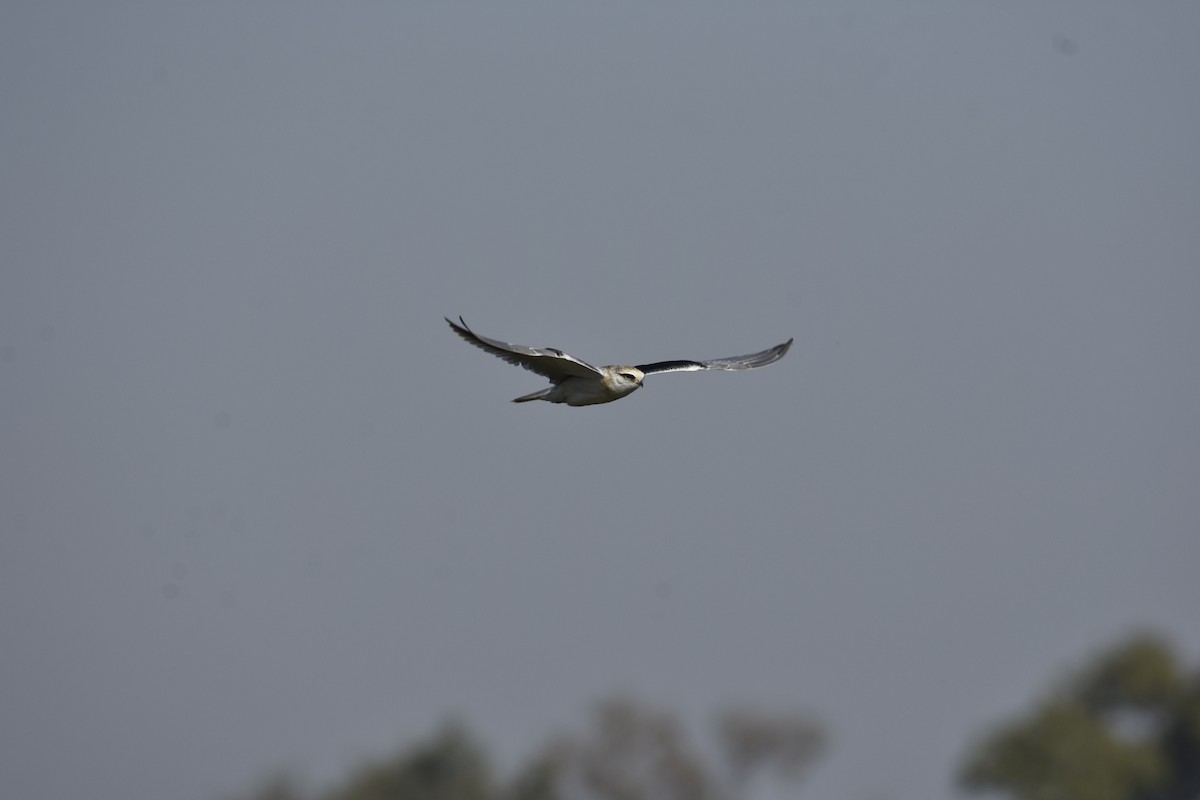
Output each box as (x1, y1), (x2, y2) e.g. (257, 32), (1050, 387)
(512, 387), (553, 403)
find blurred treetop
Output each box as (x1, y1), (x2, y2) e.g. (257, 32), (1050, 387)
(229, 696), (826, 800)
(959, 632), (1200, 800)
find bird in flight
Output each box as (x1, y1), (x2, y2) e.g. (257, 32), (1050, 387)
(446, 316), (793, 406)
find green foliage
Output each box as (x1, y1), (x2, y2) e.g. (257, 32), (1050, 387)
(960, 701), (1166, 800)
(228, 697), (826, 800)
(1077, 634), (1184, 712)
(959, 632), (1200, 800)
(328, 725), (491, 800)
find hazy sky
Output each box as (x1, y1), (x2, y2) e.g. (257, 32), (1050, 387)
(3, 4), (1198, 800)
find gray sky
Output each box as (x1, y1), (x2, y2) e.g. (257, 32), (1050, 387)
(3, 3), (1198, 800)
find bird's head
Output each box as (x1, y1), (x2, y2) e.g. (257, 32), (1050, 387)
(605, 366), (645, 396)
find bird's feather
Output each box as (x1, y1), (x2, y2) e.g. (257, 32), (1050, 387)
(445, 317), (602, 382)
(636, 338), (794, 375)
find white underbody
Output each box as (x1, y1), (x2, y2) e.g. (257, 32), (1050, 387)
(515, 369), (643, 406)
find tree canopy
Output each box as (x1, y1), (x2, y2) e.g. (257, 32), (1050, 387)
(959, 632), (1200, 800)
(228, 697), (825, 800)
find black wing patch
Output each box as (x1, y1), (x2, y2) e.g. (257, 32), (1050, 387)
(637, 338), (793, 376)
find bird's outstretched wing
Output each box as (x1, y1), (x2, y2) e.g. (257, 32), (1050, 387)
(636, 338), (794, 376)
(446, 317), (602, 382)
